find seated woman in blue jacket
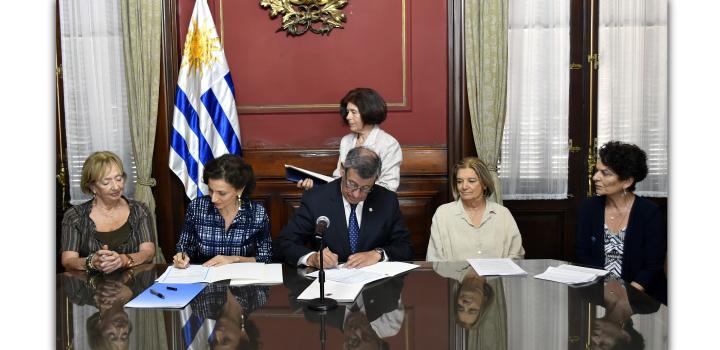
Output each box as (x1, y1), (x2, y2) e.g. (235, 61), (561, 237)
(576, 141), (667, 304)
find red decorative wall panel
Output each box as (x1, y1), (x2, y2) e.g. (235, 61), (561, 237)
(176, 0), (446, 148)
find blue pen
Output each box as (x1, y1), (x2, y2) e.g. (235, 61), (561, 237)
(149, 288), (165, 299)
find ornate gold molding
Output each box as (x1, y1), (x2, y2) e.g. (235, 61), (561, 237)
(259, 0), (348, 36)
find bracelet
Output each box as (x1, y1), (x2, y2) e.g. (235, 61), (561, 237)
(124, 254), (135, 268)
(85, 253), (97, 272)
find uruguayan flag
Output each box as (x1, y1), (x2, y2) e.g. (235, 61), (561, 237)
(169, 0), (242, 199)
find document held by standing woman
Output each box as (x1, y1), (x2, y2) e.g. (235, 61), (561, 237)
(284, 164), (334, 184)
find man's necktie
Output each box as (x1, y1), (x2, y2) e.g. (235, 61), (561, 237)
(349, 204), (360, 253)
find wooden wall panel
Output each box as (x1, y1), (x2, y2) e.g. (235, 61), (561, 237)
(510, 209), (567, 259)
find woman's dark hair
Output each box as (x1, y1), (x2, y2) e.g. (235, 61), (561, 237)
(619, 321), (646, 350)
(339, 87), (387, 126)
(203, 154), (256, 198)
(598, 141), (648, 192)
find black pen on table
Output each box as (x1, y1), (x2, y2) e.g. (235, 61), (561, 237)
(166, 286), (178, 291)
(149, 288), (165, 299)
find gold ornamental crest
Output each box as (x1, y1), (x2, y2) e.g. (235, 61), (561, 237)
(260, 0), (348, 36)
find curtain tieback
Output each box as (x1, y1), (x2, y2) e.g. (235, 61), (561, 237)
(137, 177), (157, 187)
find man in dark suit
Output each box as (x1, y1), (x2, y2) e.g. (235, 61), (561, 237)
(275, 146), (414, 268)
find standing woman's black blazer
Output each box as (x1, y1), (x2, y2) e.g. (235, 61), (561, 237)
(576, 195), (667, 304)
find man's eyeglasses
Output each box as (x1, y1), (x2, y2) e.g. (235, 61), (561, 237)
(344, 178), (373, 194)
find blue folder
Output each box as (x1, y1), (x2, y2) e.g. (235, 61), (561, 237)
(125, 282), (206, 309)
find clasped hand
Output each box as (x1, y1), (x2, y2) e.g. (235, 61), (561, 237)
(94, 245), (125, 273)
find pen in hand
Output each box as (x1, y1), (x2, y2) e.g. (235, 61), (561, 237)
(149, 288), (165, 299)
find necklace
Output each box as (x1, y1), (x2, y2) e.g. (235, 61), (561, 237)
(607, 195), (633, 222)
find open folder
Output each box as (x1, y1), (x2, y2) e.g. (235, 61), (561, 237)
(284, 164), (334, 184)
(156, 263), (283, 285)
(125, 282), (206, 309)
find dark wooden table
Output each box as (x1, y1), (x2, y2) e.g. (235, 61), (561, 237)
(56, 259), (667, 349)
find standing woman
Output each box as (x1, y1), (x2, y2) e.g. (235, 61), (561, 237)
(61, 151), (156, 273)
(426, 157), (525, 261)
(173, 154), (272, 268)
(297, 87), (403, 192)
(576, 141), (667, 304)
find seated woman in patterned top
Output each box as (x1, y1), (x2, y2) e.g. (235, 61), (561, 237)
(173, 154), (272, 267)
(576, 141), (667, 304)
(60, 151), (156, 273)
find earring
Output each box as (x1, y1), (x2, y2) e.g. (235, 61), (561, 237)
(237, 194), (242, 211)
(241, 314), (245, 331)
(623, 188), (627, 197)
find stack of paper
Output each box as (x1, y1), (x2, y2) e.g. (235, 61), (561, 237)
(533, 264), (608, 285)
(306, 261), (419, 284)
(125, 282), (206, 309)
(299, 262), (419, 303)
(230, 263), (283, 285)
(466, 258), (528, 276)
(552, 264), (609, 277)
(156, 263), (284, 285)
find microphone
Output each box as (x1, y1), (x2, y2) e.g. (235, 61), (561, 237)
(308, 215), (337, 312)
(315, 216), (330, 238)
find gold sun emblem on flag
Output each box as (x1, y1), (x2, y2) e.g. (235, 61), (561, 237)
(181, 19), (221, 74)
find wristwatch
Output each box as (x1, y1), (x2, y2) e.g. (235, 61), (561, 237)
(374, 248), (385, 261)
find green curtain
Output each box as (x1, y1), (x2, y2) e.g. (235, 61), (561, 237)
(464, 0), (509, 204)
(121, 1), (167, 347)
(121, 0), (164, 263)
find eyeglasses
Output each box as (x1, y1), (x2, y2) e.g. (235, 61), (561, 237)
(344, 178), (373, 194)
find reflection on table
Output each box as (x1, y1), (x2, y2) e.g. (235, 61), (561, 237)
(56, 259), (667, 350)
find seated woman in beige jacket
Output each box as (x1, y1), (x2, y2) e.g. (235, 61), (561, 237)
(426, 157), (525, 261)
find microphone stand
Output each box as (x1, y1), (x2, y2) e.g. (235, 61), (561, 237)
(308, 227), (337, 312)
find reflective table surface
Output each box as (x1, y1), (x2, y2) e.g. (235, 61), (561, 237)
(56, 259), (667, 349)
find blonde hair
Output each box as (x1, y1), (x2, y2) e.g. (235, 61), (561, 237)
(452, 157), (495, 199)
(80, 151), (126, 194)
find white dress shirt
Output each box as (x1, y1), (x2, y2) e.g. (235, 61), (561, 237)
(332, 125), (403, 192)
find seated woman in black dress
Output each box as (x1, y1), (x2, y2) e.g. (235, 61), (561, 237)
(576, 141), (667, 304)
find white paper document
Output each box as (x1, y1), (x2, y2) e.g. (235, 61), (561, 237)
(156, 263), (284, 284)
(534, 266), (599, 284)
(229, 263), (283, 285)
(297, 279), (365, 302)
(466, 258), (527, 276)
(156, 265), (211, 284)
(306, 261), (419, 285)
(553, 264), (609, 277)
